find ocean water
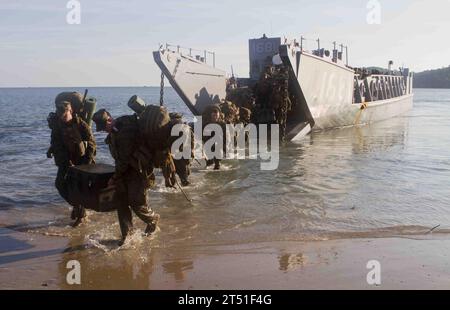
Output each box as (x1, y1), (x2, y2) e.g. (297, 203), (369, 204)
(1, 87), (450, 251)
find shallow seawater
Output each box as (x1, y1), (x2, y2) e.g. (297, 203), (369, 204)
(1, 87), (450, 255)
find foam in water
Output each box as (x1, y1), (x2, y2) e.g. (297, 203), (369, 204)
(85, 227), (160, 253)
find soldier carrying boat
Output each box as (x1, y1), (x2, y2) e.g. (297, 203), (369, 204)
(92, 107), (162, 245)
(47, 91), (97, 227)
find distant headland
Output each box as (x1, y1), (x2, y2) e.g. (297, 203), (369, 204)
(414, 66), (450, 89)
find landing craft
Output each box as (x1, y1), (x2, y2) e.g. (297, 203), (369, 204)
(153, 35), (414, 141)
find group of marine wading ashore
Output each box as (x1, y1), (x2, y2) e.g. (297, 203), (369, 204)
(46, 64), (291, 246)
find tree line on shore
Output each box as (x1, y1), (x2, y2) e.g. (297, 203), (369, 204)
(414, 66), (450, 89)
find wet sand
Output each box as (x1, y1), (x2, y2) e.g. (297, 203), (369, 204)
(1, 226), (449, 289)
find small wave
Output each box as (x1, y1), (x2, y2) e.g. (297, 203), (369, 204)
(151, 182), (182, 194)
(308, 225), (450, 241)
(41, 230), (73, 237)
(197, 163), (236, 172)
(232, 219), (257, 230)
(85, 227), (160, 253)
(85, 235), (119, 253)
(214, 219), (258, 235)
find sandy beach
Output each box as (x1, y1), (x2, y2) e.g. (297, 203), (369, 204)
(1, 225), (449, 290)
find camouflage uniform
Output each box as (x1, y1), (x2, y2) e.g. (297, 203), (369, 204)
(219, 100), (240, 124)
(253, 67), (276, 124)
(238, 107), (252, 126)
(169, 113), (193, 186)
(275, 67), (291, 140)
(253, 65), (291, 141)
(202, 105), (226, 170)
(226, 87), (255, 111)
(271, 66), (290, 141)
(104, 115), (159, 240)
(50, 114), (96, 219)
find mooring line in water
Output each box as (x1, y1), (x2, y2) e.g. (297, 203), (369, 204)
(354, 102), (368, 126)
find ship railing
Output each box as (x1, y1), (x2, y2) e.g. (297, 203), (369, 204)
(161, 43), (216, 67)
(293, 37), (349, 66)
(369, 73), (402, 77)
(353, 74), (409, 104)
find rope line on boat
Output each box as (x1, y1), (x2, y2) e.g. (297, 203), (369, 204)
(354, 102), (368, 125)
(160, 71), (165, 106)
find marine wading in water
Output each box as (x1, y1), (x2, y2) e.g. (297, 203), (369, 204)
(47, 91), (97, 227)
(46, 91), (191, 244)
(225, 64), (292, 141)
(192, 64), (289, 169)
(92, 107), (165, 245)
(46, 65), (289, 243)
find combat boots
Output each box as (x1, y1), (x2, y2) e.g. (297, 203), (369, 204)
(71, 205), (86, 227)
(214, 159), (221, 170)
(145, 213), (160, 236)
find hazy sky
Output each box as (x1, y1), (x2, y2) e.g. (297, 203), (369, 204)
(1, 0), (449, 87)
